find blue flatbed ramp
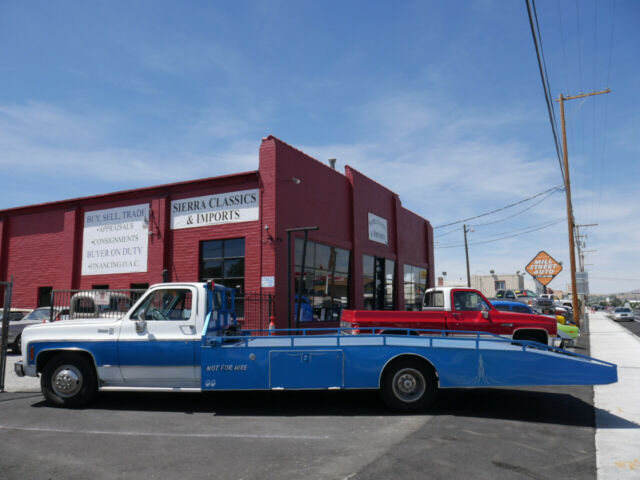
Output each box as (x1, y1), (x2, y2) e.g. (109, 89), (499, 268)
(200, 329), (617, 392)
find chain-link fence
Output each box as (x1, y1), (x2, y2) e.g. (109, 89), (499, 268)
(235, 293), (274, 332)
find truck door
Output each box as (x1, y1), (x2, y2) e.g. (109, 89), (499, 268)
(117, 287), (199, 386)
(449, 290), (499, 335)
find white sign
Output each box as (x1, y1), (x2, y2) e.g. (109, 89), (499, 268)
(261, 276), (275, 288)
(576, 271), (589, 295)
(81, 204), (149, 276)
(94, 292), (110, 306)
(368, 213), (388, 245)
(171, 189), (259, 230)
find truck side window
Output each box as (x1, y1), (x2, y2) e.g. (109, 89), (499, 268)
(423, 291), (444, 308)
(132, 289), (193, 321)
(453, 291), (489, 312)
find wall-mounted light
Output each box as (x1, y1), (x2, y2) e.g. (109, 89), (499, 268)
(263, 225), (281, 244)
(264, 225), (274, 243)
(147, 210), (161, 238)
(291, 177), (301, 184)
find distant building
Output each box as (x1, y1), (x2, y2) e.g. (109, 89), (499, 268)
(471, 273), (525, 298)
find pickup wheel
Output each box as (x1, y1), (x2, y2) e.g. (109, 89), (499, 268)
(41, 354), (98, 408)
(380, 358), (437, 412)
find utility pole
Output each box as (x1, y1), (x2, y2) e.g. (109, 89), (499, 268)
(463, 224), (471, 287)
(556, 89), (609, 327)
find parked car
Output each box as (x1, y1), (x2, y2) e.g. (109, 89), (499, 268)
(491, 300), (579, 348)
(495, 289), (554, 314)
(612, 307), (633, 321)
(0, 307), (68, 354)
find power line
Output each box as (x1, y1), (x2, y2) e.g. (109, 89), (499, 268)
(433, 186), (562, 229)
(525, 0), (566, 185)
(435, 218), (566, 249)
(470, 188), (559, 227)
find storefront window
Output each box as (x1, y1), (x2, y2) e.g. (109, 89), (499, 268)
(404, 264), (428, 310)
(200, 238), (245, 292)
(295, 239), (350, 322)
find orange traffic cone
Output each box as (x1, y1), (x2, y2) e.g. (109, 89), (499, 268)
(268, 317), (276, 335)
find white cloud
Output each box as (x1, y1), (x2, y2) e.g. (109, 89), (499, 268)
(0, 101), (260, 205)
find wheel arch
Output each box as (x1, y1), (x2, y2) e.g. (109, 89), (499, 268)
(378, 353), (439, 388)
(36, 348), (98, 376)
(512, 328), (549, 344)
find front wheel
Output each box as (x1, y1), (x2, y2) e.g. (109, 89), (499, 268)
(41, 354), (98, 408)
(380, 358), (437, 412)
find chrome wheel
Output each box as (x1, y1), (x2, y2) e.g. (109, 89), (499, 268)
(51, 365), (83, 398)
(391, 367), (426, 403)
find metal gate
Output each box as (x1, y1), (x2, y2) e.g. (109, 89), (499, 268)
(235, 293), (274, 332)
(0, 276), (14, 392)
(51, 288), (148, 320)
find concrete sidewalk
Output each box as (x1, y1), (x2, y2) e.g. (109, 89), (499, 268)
(590, 312), (640, 478)
(1, 354), (40, 393)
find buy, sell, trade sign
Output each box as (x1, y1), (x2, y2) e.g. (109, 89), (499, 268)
(525, 251), (563, 286)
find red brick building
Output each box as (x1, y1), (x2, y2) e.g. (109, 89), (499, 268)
(0, 136), (434, 327)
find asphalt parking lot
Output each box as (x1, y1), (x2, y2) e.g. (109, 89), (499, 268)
(1, 382), (601, 480)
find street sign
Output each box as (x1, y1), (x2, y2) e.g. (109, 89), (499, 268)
(576, 271), (589, 295)
(525, 251), (563, 286)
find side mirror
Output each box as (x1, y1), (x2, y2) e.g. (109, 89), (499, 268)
(135, 319), (147, 334)
(482, 310), (489, 320)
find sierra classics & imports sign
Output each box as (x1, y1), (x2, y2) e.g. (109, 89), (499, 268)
(171, 189), (259, 230)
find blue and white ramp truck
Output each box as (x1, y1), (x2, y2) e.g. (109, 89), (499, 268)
(15, 282), (617, 412)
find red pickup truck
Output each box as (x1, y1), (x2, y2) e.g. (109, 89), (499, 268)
(340, 287), (558, 345)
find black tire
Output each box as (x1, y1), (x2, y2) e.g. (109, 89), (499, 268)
(11, 334), (21, 355)
(380, 358), (437, 412)
(41, 353), (98, 408)
(513, 331), (548, 345)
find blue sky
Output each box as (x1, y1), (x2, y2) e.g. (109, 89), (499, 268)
(1, 0), (638, 295)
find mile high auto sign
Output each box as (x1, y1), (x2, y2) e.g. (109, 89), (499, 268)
(525, 251), (563, 286)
